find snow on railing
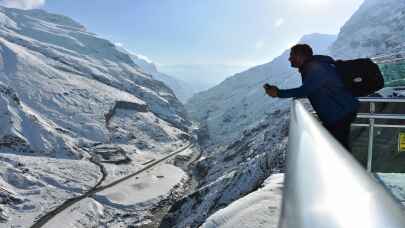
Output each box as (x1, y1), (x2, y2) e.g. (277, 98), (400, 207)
(278, 99), (405, 228)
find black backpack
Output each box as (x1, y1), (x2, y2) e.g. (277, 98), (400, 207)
(334, 58), (384, 97)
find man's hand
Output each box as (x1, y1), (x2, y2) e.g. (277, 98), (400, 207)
(263, 84), (279, 97)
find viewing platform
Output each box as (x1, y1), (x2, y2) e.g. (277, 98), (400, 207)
(201, 98), (405, 228)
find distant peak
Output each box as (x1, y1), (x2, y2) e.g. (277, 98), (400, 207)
(0, 6), (86, 31)
(0, 0), (45, 10)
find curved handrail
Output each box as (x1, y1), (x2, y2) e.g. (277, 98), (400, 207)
(278, 100), (405, 228)
(358, 97), (405, 103)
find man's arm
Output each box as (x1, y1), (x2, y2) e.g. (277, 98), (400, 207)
(277, 63), (328, 98)
(277, 87), (306, 98)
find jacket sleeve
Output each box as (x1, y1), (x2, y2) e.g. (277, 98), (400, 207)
(278, 63), (328, 98)
(277, 86), (307, 98)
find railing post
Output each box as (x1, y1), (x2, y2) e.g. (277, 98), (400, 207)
(367, 102), (376, 172)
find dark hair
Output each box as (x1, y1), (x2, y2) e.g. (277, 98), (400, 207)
(291, 44), (313, 57)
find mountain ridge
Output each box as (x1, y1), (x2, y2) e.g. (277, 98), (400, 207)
(0, 6), (195, 227)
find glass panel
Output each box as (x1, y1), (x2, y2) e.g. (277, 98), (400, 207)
(350, 126), (370, 169)
(350, 126), (405, 173)
(379, 60), (405, 87)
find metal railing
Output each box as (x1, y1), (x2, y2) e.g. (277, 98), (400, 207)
(279, 100), (405, 228)
(352, 97), (405, 172)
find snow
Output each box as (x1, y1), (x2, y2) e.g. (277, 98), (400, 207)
(160, 112), (288, 227)
(0, 5), (190, 154)
(0, 153), (100, 228)
(201, 173), (283, 228)
(0, 6), (193, 227)
(377, 173), (405, 204)
(41, 163), (189, 228)
(95, 164), (187, 206)
(200, 172), (405, 228)
(330, 0), (405, 59)
(42, 198), (106, 228)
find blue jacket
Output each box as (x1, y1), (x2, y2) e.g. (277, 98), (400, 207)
(278, 55), (359, 125)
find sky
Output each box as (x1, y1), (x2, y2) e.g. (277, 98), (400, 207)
(2, 0), (364, 66)
(0, 0), (364, 88)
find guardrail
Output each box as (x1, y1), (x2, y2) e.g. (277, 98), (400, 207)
(352, 97), (405, 172)
(279, 99), (405, 228)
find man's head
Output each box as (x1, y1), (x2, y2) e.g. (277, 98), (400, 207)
(289, 44), (313, 68)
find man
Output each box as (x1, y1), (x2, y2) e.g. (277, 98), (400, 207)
(264, 44), (359, 151)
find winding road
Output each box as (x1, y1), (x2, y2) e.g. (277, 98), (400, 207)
(31, 142), (193, 228)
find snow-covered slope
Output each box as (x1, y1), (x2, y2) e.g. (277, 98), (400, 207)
(201, 173), (284, 228)
(118, 49), (195, 103)
(160, 112), (288, 227)
(330, 0), (405, 59)
(0, 6), (194, 227)
(329, 0), (405, 87)
(0, 6), (190, 156)
(186, 33), (336, 145)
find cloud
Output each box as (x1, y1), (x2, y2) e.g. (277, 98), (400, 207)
(0, 0), (45, 10)
(274, 18), (285, 28)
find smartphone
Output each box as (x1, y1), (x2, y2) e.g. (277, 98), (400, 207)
(263, 83), (271, 89)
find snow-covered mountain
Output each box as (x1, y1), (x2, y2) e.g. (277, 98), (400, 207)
(186, 33), (336, 145)
(329, 0), (405, 87)
(0, 6), (195, 227)
(330, 0), (405, 59)
(0, 6), (192, 155)
(118, 50), (195, 103)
